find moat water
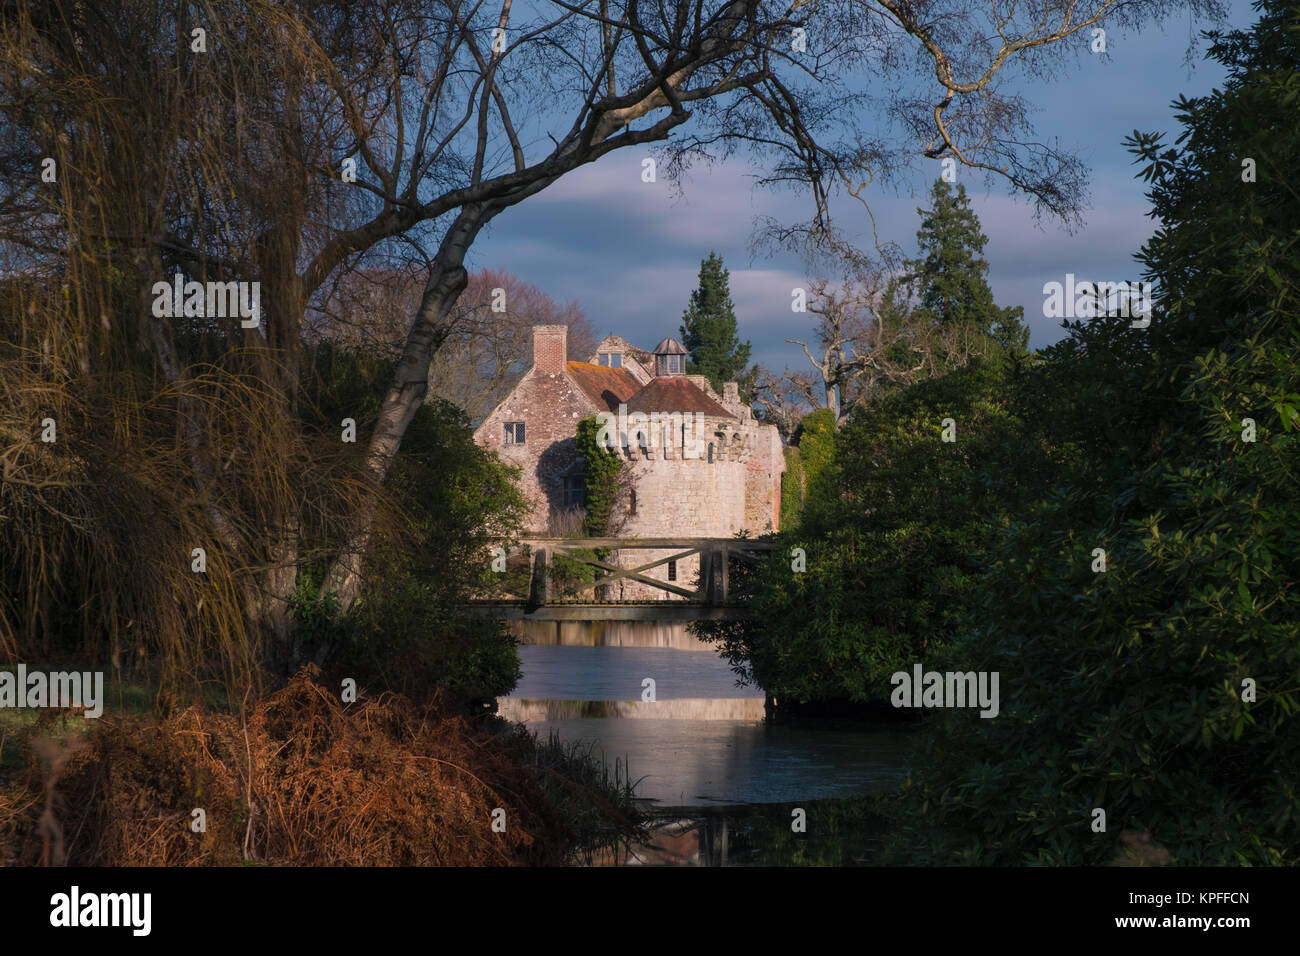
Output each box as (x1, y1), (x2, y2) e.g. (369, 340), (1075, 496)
(499, 621), (915, 864)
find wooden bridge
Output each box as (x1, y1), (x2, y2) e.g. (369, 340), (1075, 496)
(463, 537), (780, 621)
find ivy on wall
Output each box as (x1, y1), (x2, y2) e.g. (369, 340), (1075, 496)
(780, 444), (804, 530)
(575, 416), (623, 536)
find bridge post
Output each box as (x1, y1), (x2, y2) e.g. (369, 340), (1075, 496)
(528, 547), (551, 608)
(702, 545), (727, 605)
(719, 543), (729, 604)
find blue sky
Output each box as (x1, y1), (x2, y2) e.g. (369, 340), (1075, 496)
(470, 0), (1258, 374)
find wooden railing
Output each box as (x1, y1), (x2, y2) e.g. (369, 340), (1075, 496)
(466, 537), (780, 621)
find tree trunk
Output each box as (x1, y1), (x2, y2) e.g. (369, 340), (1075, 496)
(258, 176), (308, 662)
(320, 205), (496, 613)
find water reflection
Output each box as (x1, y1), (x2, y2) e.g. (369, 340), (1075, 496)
(510, 620), (710, 649)
(500, 698), (765, 720)
(512, 644), (759, 701)
(519, 715), (913, 806)
(502, 635), (913, 809)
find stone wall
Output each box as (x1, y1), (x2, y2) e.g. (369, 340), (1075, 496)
(745, 421), (786, 532)
(599, 412), (780, 600)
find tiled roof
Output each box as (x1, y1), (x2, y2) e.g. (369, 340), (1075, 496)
(566, 361), (641, 411)
(624, 376), (734, 417)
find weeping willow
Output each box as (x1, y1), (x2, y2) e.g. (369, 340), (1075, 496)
(0, 1), (403, 702)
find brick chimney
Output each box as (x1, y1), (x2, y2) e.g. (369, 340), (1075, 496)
(532, 325), (567, 375)
(723, 382), (739, 405)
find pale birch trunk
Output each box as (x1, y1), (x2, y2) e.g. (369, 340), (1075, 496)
(320, 205), (496, 612)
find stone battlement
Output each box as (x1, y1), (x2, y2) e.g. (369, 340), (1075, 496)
(596, 406), (759, 463)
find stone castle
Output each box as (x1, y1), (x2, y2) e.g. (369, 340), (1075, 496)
(473, 325), (785, 598)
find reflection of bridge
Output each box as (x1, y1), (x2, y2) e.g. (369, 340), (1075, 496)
(465, 537), (779, 622)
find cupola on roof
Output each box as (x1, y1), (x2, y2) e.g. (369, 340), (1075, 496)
(651, 336), (688, 355)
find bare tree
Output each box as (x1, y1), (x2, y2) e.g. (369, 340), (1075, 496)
(785, 275), (885, 421)
(310, 266), (596, 422)
(431, 270), (598, 423)
(783, 269), (1007, 422)
(751, 367), (817, 441)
